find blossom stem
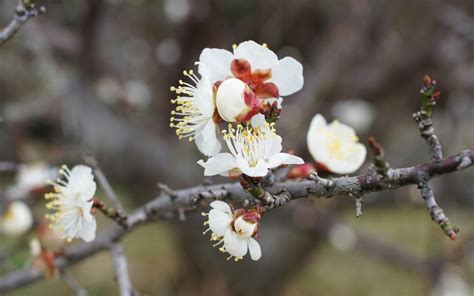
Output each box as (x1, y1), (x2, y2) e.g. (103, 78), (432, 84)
(92, 199), (127, 228)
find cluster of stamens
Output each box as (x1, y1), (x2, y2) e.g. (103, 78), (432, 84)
(44, 165), (72, 241)
(221, 123), (275, 167)
(170, 70), (208, 142)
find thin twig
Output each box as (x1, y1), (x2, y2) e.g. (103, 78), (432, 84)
(110, 244), (135, 296)
(0, 1), (45, 46)
(61, 270), (88, 296)
(418, 181), (458, 240)
(84, 154), (125, 213)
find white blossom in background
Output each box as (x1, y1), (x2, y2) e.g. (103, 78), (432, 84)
(124, 80), (152, 109)
(307, 114), (367, 174)
(198, 122), (304, 177)
(0, 201), (33, 236)
(199, 40), (304, 122)
(170, 70), (221, 156)
(328, 223), (357, 252)
(331, 99), (375, 133)
(29, 238), (42, 257)
(202, 201), (262, 261)
(431, 266), (472, 296)
(6, 163), (57, 199)
(44, 165), (97, 242)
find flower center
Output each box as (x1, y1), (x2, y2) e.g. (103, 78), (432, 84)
(223, 124), (267, 167)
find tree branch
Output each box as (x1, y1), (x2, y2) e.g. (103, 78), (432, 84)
(0, 147), (472, 292)
(0, 1), (45, 46)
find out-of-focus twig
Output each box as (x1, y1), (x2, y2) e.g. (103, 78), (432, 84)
(0, 1), (45, 46)
(110, 244), (136, 296)
(0, 162), (19, 173)
(84, 154), (125, 214)
(61, 270), (88, 296)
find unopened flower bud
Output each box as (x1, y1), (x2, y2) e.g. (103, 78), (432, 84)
(216, 78), (261, 122)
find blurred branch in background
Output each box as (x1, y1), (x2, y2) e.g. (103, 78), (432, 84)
(0, 0), (44, 46)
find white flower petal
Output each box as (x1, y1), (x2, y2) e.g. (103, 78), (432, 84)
(198, 48), (234, 84)
(195, 76), (215, 117)
(265, 134), (283, 157)
(266, 153), (304, 169)
(269, 56), (304, 96)
(248, 237), (262, 261)
(326, 143), (367, 174)
(239, 159), (269, 177)
(78, 218), (97, 242)
(67, 165), (96, 202)
(208, 209), (233, 236)
(195, 120), (221, 157)
(234, 41), (278, 70)
(210, 200), (232, 214)
(224, 230), (248, 258)
(198, 153), (237, 176)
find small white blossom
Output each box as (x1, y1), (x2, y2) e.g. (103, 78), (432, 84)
(45, 165), (97, 242)
(170, 70), (221, 156)
(202, 201), (262, 261)
(307, 114), (367, 174)
(6, 163), (57, 199)
(198, 120), (304, 177)
(198, 41), (304, 102)
(0, 201), (33, 237)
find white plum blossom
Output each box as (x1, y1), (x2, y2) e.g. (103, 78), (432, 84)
(170, 70), (221, 156)
(203, 200), (262, 261)
(44, 165), (97, 242)
(6, 163), (57, 199)
(198, 40), (304, 122)
(307, 114), (367, 174)
(0, 201), (34, 236)
(198, 122), (304, 177)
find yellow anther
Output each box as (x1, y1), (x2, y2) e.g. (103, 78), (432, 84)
(232, 44), (237, 50)
(262, 43), (268, 48)
(170, 86), (176, 91)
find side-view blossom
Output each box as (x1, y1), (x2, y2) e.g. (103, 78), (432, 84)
(198, 123), (303, 177)
(6, 163), (57, 199)
(0, 201), (34, 236)
(199, 40), (304, 122)
(170, 70), (221, 156)
(203, 200), (262, 261)
(307, 114), (367, 174)
(44, 165), (97, 242)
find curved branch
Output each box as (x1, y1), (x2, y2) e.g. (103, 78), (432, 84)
(0, 147), (472, 292)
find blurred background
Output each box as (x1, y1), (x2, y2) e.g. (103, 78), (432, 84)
(1, 0), (474, 295)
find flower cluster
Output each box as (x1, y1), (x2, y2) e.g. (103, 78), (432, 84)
(170, 40), (304, 161)
(44, 165), (97, 242)
(171, 41), (368, 261)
